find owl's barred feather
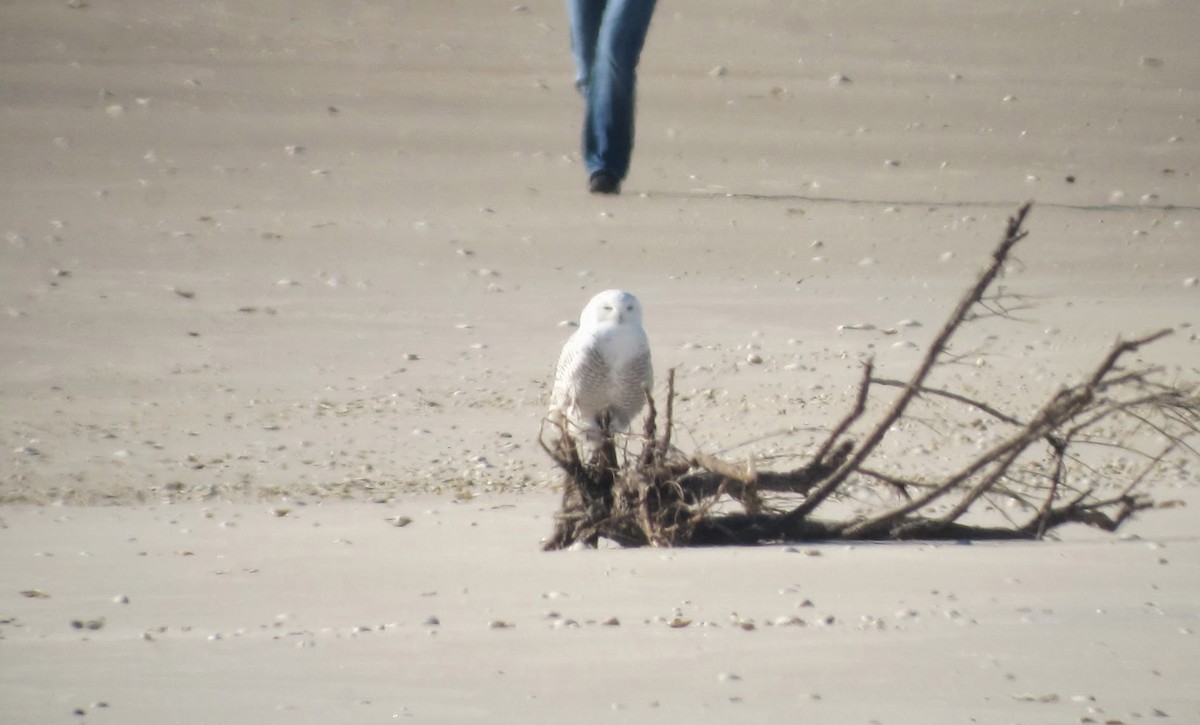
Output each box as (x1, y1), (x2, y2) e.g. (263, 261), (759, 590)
(551, 290), (653, 438)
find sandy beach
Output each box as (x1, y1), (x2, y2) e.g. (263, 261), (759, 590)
(2, 0), (1198, 722)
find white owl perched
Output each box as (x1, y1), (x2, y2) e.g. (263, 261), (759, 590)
(551, 289), (653, 439)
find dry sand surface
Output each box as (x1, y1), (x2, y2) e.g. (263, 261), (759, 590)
(2, 0), (1199, 723)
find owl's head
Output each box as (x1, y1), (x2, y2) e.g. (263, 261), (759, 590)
(581, 289), (643, 329)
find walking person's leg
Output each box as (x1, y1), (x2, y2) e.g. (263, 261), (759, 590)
(576, 0), (657, 193)
(565, 0), (605, 91)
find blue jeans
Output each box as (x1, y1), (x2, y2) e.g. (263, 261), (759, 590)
(566, 0), (657, 181)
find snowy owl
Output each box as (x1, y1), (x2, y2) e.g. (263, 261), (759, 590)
(551, 289), (653, 439)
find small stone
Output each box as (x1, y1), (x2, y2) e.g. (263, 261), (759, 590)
(488, 620), (514, 629)
(859, 615), (886, 630)
(746, 353), (763, 365)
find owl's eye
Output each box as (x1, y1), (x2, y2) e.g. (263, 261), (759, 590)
(625, 305), (634, 312)
(602, 305), (613, 311)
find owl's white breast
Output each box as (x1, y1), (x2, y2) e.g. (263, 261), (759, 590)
(590, 322), (648, 365)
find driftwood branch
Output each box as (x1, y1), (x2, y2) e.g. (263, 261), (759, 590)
(542, 203), (1198, 548)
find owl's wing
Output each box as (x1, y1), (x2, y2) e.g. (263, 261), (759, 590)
(551, 331), (608, 414)
(611, 346), (653, 428)
(636, 342), (653, 390)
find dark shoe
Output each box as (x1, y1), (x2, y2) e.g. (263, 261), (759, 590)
(588, 171), (621, 195)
